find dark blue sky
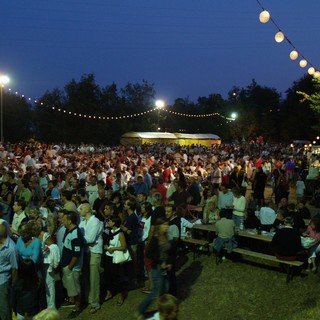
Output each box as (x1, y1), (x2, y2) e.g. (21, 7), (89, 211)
(1, 0), (319, 104)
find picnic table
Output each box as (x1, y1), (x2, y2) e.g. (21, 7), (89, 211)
(233, 228), (320, 282)
(192, 223), (216, 233)
(192, 222), (216, 241)
(237, 229), (319, 250)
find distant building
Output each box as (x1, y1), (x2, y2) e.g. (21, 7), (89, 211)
(120, 132), (221, 146)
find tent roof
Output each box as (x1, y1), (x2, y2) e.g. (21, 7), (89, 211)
(174, 133), (220, 140)
(121, 132), (220, 140)
(121, 132), (177, 139)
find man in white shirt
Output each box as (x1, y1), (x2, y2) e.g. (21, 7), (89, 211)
(11, 200), (29, 236)
(211, 163), (222, 189)
(86, 176), (99, 207)
(231, 188), (247, 229)
(259, 202), (276, 231)
(79, 203), (103, 314)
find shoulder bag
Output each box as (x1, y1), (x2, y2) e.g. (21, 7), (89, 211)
(112, 233), (132, 264)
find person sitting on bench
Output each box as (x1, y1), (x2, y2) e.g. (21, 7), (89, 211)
(213, 210), (237, 261)
(271, 216), (303, 261)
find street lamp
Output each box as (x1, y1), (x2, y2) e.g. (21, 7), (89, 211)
(155, 99), (165, 130)
(226, 112), (237, 121)
(231, 112), (237, 120)
(0, 75), (10, 143)
(155, 99), (165, 109)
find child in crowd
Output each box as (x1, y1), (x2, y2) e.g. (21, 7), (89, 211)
(145, 294), (179, 320)
(295, 176), (306, 202)
(304, 218), (320, 272)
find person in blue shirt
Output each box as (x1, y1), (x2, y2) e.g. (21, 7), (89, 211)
(0, 219), (18, 320)
(143, 168), (153, 192)
(133, 175), (149, 196)
(16, 221), (41, 265)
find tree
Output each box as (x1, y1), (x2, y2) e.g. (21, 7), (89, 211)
(227, 80), (281, 142)
(196, 94), (226, 136)
(228, 105), (258, 142)
(34, 88), (66, 142)
(282, 75), (318, 140)
(3, 93), (33, 142)
(297, 77), (320, 114)
(63, 74), (104, 142)
(119, 80), (156, 133)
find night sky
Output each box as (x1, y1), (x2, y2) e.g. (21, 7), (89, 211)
(1, 0), (319, 104)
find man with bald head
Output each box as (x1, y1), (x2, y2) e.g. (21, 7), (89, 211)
(0, 219), (18, 320)
(79, 203), (103, 314)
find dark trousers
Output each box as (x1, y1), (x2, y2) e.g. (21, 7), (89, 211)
(103, 255), (125, 296)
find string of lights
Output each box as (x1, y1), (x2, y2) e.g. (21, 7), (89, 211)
(2, 86), (235, 122)
(162, 108), (234, 121)
(39, 103), (234, 122)
(256, 0), (320, 78)
(39, 104), (159, 120)
(6, 87), (39, 104)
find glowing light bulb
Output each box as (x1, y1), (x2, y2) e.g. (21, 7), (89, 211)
(259, 10), (270, 23)
(289, 50), (298, 60)
(0, 75), (10, 85)
(275, 31), (285, 43)
(314, 71), (320, 79)
(308, 67), (315, 75)
(299, 59), (307, 68)
(155, 100), (165, 109)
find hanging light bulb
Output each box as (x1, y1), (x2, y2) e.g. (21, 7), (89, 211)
(275, 31), (285, 43)
(308, 67), (315, 75)
(259, 10), (270, 23)
(289, 50), (298, 60)
(299, 59), (307, 68)
(314, 71), (320, 79)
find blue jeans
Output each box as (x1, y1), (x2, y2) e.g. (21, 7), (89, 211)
(0, 281), (10, 320)
(214, 236), (237, 254)
(137, 264), (168, 315)
(232, 214), (243, 228)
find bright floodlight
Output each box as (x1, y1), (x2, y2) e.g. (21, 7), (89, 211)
(155, 99), (165, 109)
(231, 112), (237, 120)
(0, 75), (10, 85)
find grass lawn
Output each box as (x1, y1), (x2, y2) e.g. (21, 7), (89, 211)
(58, 248), (320, 320)
(59, 184), (320, 319)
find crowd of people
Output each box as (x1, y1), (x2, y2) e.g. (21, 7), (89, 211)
(0, 140), (319, 320)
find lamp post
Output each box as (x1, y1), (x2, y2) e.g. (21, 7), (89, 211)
(0, 75), (10, 143)
(226, 112), (237, 121)
(155, 99), (165, 131)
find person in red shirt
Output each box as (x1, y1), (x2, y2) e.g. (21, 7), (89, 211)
(162, 164), (171, 184)
(156, 177), (167, 206)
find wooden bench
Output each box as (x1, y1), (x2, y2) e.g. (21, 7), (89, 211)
(232, 248), (304, 283)
(180, 237), (210, 260)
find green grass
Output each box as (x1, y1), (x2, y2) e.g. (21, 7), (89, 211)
(58, 251), (320, 320)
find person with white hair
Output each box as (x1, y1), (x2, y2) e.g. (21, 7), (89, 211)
(0, 219), (18, 320)
(79, 203), (103, 314)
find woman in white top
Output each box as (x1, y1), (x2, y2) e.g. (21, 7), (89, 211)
(139, 202), (152, 293)
(103, 215), (128, 306)
(33, 220), (60, 309)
